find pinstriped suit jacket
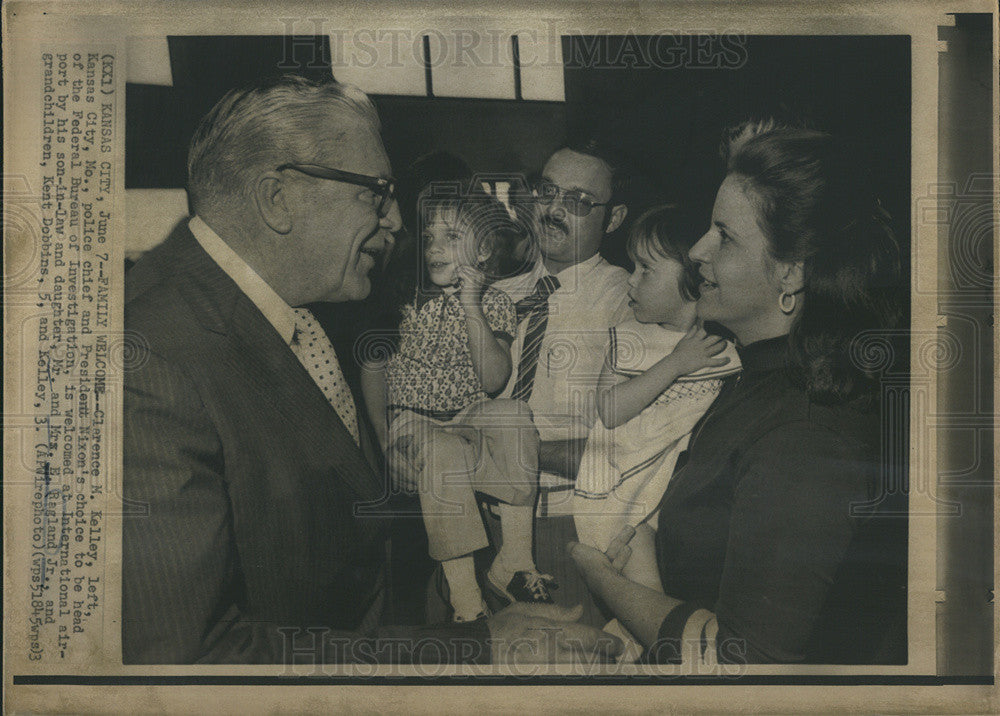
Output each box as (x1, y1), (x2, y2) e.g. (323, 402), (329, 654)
(123, 225), (419, 663)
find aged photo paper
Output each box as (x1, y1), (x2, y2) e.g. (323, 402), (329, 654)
(3, 0), (997, 712)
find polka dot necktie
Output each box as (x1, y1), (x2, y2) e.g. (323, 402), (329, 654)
(291, 308), (360, 445)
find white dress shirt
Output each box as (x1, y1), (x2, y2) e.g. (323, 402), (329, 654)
(189, 216), (298, 344)
(495, 253), (631, 443)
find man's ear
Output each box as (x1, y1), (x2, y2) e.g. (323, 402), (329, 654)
(254, 172), (292, 234)
(605, 204), (627, 235)
(777, 260), (806, 295)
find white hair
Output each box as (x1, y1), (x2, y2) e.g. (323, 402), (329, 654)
(187, 75), (380, 214)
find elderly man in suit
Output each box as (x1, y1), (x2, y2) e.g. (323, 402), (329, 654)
(122, 74), (621, 665)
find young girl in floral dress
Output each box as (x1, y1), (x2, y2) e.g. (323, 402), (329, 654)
(363, 192), (555, 622)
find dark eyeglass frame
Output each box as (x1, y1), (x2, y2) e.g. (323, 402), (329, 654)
(532, 180), (610, 217)
(277, 163), (397, 217)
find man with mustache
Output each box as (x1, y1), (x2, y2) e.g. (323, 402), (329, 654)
(122, 76), (622, 665)
(483, 141), (633, 620)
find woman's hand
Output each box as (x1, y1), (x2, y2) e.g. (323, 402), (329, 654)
(670, 324), (729, 375)
(569, 530), (683, 651)
(569, 525), (636, 579)
(456, 264), (487, 307)
(488, 603), (624, 664)
(568, 540), (613, 577)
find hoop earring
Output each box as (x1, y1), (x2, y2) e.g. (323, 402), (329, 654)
(779, 291), (797, 314)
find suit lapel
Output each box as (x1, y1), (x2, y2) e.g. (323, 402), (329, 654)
(356, 406), (383, 477)
(229, 297), (385, 503)
(165, 226), (385, 503)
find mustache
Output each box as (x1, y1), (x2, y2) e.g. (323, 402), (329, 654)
(539, 215), (569, 235)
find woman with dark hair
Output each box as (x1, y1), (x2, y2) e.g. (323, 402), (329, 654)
(569, 120), (907, 664)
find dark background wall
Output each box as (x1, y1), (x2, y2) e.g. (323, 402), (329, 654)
(126, 34), (911, 271)
(561, 35), (911, 245)
(125, 33), (913, 360)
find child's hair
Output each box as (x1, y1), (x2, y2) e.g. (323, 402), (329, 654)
(626, 203), (703, 301)
(421, 191), (530, 283)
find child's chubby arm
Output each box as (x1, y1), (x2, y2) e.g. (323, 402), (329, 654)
(359, 359), (389, 451)
(596, 324), (729, 429)
(458, 266), (512, 395)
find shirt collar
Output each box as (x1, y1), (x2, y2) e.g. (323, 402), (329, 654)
(189, 216), (298, 345)
(413, 283), (457, 313)
(495, 252), (608, 301)
(536, 251), (606, 284)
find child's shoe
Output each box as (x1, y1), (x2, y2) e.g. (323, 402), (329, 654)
(452, 601), (490, 623)
(486, 565), (557, 605)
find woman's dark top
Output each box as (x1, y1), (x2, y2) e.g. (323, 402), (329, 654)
(652, 336), (907, 664)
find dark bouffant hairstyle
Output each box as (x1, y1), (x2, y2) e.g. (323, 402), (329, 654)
(722, 120), (903, 404)
(626, 204), (703, 302)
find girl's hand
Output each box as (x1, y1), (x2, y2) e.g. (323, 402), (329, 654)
(456, 264), (487, 306)
(604, 525), (636, 573)
(670, 324), (729, 375)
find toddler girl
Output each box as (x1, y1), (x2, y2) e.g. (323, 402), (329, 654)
(573, 204), (741, 589)
(362, 191), (555, 622)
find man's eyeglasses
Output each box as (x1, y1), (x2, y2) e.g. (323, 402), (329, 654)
(278, 163), (397, 218)
(532, 180), (610, 217)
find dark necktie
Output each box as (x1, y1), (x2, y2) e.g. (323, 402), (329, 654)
(511, 275), (560, 402)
